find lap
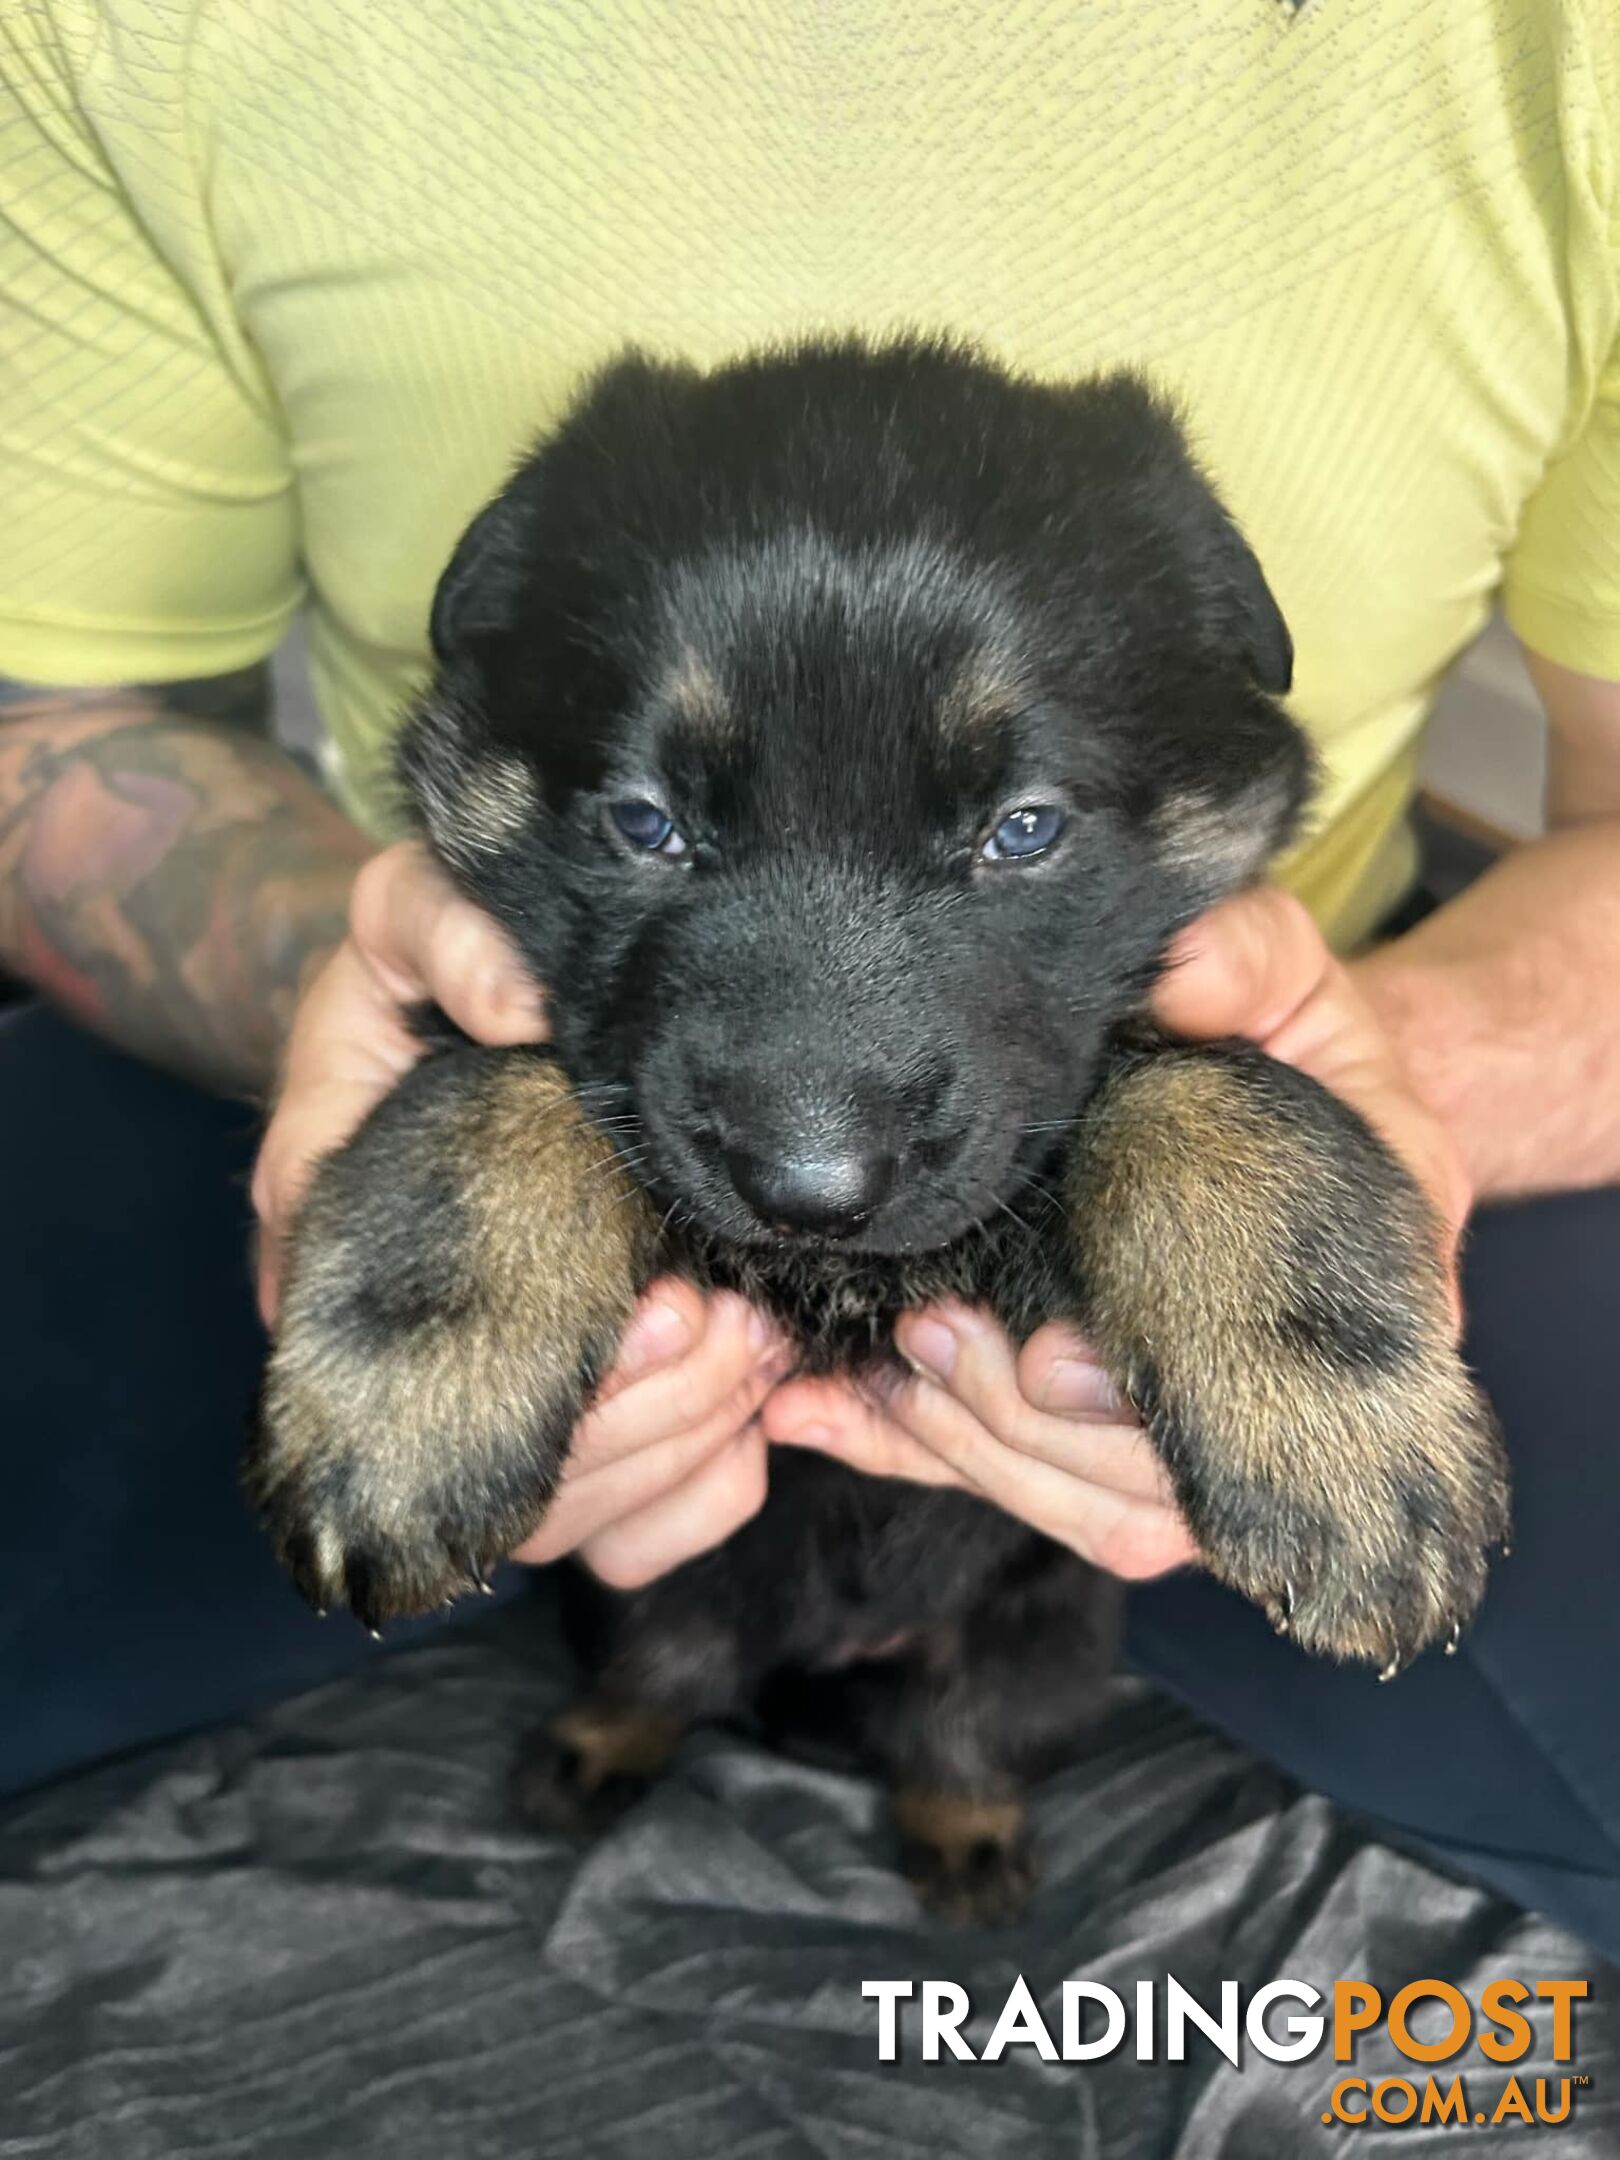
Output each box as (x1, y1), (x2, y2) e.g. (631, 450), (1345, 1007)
(0, 1004), (462, 1797)
(1128, 1182), (1620, 1955)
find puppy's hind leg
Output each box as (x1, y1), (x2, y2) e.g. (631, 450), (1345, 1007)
(514, 1585), (754, 1837)
(1065, 1038), (1510, 1673)
(247, 1047), (659, 1628)
(879, 1551), (1120, 1927)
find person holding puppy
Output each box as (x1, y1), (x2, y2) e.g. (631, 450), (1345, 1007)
(2, 2), (1617, 1949)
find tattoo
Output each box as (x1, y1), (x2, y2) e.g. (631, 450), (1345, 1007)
(0, 668), (372, 1095)
(0, 667), (276, 731)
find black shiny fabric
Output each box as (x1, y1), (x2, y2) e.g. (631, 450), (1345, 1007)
(3, 1592), (1613, 2158)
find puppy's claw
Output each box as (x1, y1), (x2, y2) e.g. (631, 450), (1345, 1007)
(1445, 1620), (1462, 1656)
(1377, 1655), (1402, 1684)
(281, 1529), (330, 1617)
(448, 1546), (494, 1600)
(344, 1552), (387, 1637)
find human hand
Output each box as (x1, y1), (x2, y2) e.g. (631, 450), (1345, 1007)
(763, 885), (1473, 1577)
(252, 838), (548, 1324)
(252, 840), (787, 1585)
(508, 1280), (789, 1586)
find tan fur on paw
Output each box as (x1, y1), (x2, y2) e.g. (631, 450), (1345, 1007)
(248, 1049), (657, 1628)
(513, 1700), (685, 1835)
(1069, 1043), (1511, 1672)
(894, 1787), (1037, 1926)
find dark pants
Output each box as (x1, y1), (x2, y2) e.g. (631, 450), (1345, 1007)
(3, 1004), (1617, 1957)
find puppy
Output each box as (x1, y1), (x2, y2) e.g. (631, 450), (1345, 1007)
(247, 337), (1509, 1923)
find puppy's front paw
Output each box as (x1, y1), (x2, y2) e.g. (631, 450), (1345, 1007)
(1158, 1345), (1507, 1676)
(246, 1048), (656, 1628)
(1071, 1043), (1511, 1674)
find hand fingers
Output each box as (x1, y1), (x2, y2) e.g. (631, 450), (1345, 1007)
(1153, 884), (1472, 1291)
(580, 1291), (787, 1457)
(1153, 885), (1332, 1044)
(590, 1278), (710, 1405)
(895, 1306), (1177, 1501)
(504, 1286), (785, 1558)
(763, 1376), (970, 1487)
(764, 1323), (1198, 1581)
(510, 1289), (784, 1569)
(760, 1312), (1166, 1498)
(349, 840), (547, 1045)
(510, 1354), (782, 1566)
(255, 848), (552, 1325)
(885, 1364), (1198, 1577)
(252, 946), (413, 1323)
(576, 1427), (771, 1590)
(770, 1368), (1195, 1579)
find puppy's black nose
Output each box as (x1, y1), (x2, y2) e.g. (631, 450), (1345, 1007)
(725, 1145), (897, 1237)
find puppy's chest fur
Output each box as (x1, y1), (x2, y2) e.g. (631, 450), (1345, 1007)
(730, 1454), (1034, 1662)
(661, 1180), (1081, 1658)
(677, 1170), (1077, 1375)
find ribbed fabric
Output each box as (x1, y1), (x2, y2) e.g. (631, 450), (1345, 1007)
(3, 2), (1616, 945)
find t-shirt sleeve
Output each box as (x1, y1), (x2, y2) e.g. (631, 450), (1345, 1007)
(1503, 322), (1620, 681)
(1499, 1), (1620, 681)
(0, 3), (302, 686)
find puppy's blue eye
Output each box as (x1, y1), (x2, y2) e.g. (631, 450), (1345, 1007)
(981, 804), (1067, 863)
(611, 798), (687, 857)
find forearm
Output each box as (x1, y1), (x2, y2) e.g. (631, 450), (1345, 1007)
(0, 669), (372, 1095)
(1354, 817), (1620, 1202)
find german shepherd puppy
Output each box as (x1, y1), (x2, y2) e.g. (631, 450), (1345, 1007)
(248, 338), (1509, 1922)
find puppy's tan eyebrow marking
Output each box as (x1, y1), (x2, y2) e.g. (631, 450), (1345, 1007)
(659, 644), (733, 737)
(937, 647), (1024, 738)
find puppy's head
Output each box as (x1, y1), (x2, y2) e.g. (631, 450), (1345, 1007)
(400, 338), (1311, 1254)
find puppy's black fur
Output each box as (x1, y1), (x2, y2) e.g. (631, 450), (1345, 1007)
(248, 338), (1509, 1923)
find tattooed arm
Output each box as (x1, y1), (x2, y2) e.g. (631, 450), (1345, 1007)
(0, 668), (371, 1095)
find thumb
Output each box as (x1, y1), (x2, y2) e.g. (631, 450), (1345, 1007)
(349, 841), (547, 1046)
(1153, 885), (1333, 1044)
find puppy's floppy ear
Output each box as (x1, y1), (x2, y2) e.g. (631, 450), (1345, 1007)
(428, 490), (534, 665)
(401, 490), (546, 883)
(1079, 375), (1293, 696)
(1203, 504), (1293, 695)
(426, 348), (702, 672)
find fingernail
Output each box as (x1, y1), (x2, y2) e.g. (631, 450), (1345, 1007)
(486, 966), (541, 1021)
(903, 1315), (957, 1383)
(1040, 1358), (1123, 1416)
(779, 1422), (835, 1448)
(618, 1299), (692, 1375)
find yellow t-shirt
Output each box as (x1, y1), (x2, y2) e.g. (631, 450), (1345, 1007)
(4, 1), (1618, 948)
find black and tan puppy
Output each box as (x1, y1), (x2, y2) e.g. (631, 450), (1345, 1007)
(248, 338), (1509, 1923)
